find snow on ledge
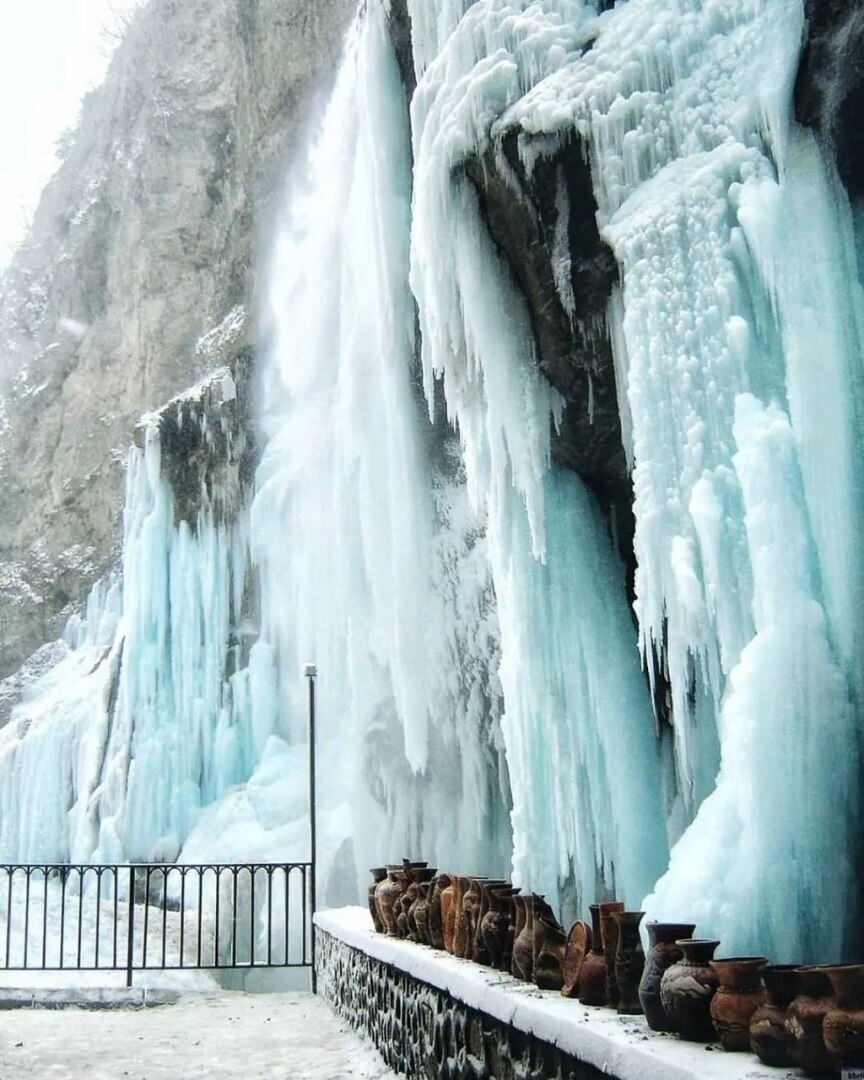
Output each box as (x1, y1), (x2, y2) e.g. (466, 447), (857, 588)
(315, 907), (790, 1080)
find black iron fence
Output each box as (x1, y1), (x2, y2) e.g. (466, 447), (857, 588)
(0, 862), (313, 986)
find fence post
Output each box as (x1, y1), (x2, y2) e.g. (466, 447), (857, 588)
(305, 663), (317, 994)
(126, 865), (135, 988)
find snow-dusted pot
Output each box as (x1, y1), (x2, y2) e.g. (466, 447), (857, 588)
(659, 939), (720, 1041)
(709, 957), (767, 1051)
(368, 867), (387, 933)
(579, 904), (608, 1006)
(599, 901), (624, 1008)
(613, 911), (646, 1015)
(823, 963), (864, 1071)
(639, 922), (696, 1030)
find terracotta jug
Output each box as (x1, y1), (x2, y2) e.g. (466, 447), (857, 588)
(660, 939), (720, 1042)
(368, 868), (387, 933)
(452, 876), (471, 958)
(638, 922), (695, 1031)
(429, 874), (450, 950)
(534, 913), (567, 991)
(441, 876), (456, 952)
(579, 904), (608, 1006)
(613, 911), (645, 1015)
(482, 886), (517, 971)
(376, 866), (405, 937)
(413, 882), (432, 945)
(599, 901), (624, 1007)
(709, 956), (767, 1051)
(472, 880), (505, 965)
(398, 879), (419, 940)
(512, 895), (534, 982)
(750, 964), (801, 1067)
(823, 964), (864, 1072)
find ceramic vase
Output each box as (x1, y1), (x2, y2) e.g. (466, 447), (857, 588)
(533, 903), (566, 992)
(377, 866), (404, 937)
(823, 964), (864, 1072)
(659, 939), (720, 1042)
(452, 876), (471, 959)
(750, 964), (801, 1067)
(441, 876), (456, 952)
(512, 895), (534, 982)
(709, 957), (767, 1051)
(786, 967), (836, 1077)
(599, 901), (624, 1008)
(579, 904), (608, 1007)
(429, 874), (450, 950)
(481, 885), (516, 971)
(613, 911), (645, 1015)
(561, 920), (591, 999)
(638, 922), (696, 1031)
(368, 868), (387, 933)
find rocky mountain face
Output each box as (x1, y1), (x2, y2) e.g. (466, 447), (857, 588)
(1, 0), (863, 692)
(0, 0), (355, 678)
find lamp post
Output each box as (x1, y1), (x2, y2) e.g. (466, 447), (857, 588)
(304, 663), (318, 993)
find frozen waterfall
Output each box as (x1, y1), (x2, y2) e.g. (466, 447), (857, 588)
(1, 0), (863, 964)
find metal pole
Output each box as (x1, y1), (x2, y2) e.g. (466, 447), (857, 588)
(304, 663), (318, 994)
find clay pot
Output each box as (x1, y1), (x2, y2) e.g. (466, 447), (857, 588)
(823, 964), (864, 1072)
(786, 966), (837, 1077)
(481, 886), (516, 971)
(398, 879), (419, 940)
(579, 904), (608, 1007)
(413, 883), (432, 946)
(368, 868), (387, 933)
(452, 876), (472, 959)
(599, 901), (625, 1008)
(750, 965), (802, 1067)
(440, 876), (456, 952)
(660, 939), (721, 1042)
(561, 920), (591, 999)
(512, 895), (534, 982)
(534, 907), (566, 992)
(429, 874), (450, 950)
(613, 911), (645, 1015)
(472, 880), (506, 965)
(638, 922), (696, 1031)
(709, 957), (767, 1051)
(376, 867), (405, 937)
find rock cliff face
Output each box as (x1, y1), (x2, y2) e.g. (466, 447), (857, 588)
(0, 0), (355, 677)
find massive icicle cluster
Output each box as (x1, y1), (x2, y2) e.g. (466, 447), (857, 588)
(3, 0), (864, 963)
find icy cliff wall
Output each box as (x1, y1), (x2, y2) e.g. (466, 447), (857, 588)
(3, 0), (864, 967)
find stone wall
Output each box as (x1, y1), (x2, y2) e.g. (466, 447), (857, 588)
(316, 925), (606, 1080)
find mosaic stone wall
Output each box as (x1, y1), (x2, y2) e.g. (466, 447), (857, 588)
(316, 927), (608, 1080)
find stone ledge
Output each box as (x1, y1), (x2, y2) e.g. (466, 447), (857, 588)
(315, 907), (798, 1080)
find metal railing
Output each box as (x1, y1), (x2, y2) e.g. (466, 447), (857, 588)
(0, 862), (313, 986)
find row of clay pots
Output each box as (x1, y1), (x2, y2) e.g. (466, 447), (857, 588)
(369, 869), (864, 1073)
(750, 964), (864, 1076)
(368, 864), (569, 990)
(638, 929), (864, 1074)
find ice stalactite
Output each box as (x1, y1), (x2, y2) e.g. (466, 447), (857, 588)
(406, 0), (669, 910)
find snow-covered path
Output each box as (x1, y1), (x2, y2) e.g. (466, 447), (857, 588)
(0, 992), (398, 1079)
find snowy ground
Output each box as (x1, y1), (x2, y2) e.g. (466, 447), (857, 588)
(0, 992), (398, 1079)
